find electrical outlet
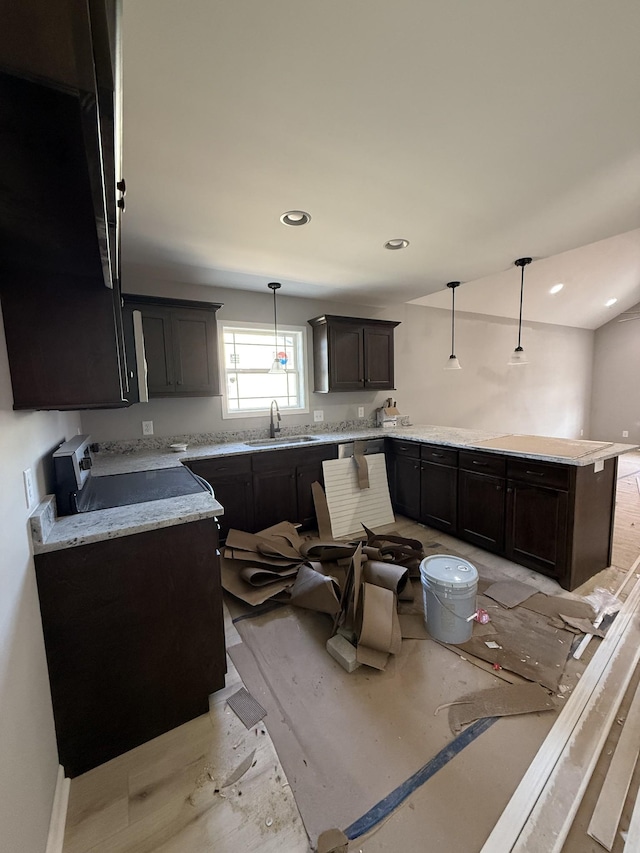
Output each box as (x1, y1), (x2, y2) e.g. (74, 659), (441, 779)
(580, 429), (584, 437)
(623, 430), (629, 438)
(23, 468), (35, 509)
(142, 420), (154, 435)
(313, 410), (324, 423)
(358, 406), (365, 418)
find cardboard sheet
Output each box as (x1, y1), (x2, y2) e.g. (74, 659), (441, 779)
(221, 556), (295, 606)
(363, 560), (409, 597)
(353, 440), (370, 489)
(520, 592), (595, 621)
(456, 593), (574, 691)
(289, 564), (342, 615)
(228, 604), (517, 847)
(239, 565), (299, 586)
(483, 580), (538, 608)
(447, 682), (555, 733)
(473, 434), (613, 459)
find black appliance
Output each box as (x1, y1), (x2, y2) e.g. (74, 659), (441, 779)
(53, 435), (208, 516)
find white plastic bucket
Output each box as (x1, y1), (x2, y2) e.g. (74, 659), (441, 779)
(420, 555), (478, 644)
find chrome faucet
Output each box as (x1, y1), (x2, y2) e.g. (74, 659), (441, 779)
(269, 400), (281, 438)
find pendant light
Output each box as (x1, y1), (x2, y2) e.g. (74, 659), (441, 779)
(267, 282), (286, 374)
(508, 257), (532, 366)
(444, 281), (462, 370)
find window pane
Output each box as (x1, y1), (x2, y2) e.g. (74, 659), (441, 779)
(222, 324), (306, 415)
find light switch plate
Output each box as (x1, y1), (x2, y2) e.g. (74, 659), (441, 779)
(623, 430), (629, 438)
(142, 420), (154, 435)
(358, 406), (365, 418)
(313, 410), (324, 423)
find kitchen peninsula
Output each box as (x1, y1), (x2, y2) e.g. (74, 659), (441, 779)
(34, 423), (636, 588)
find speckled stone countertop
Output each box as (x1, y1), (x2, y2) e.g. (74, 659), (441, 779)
(90, 424), (638, 476)
(30, 491), (223, 555)
(31, 423), (636, 554)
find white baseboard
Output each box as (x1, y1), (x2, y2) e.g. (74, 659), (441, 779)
(45, 765), (70, 853)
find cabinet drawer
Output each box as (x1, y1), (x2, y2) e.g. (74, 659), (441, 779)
(421, 444), (458, 467)
(388, 439), (421, 459)
(507, 459), (571, 490)
(187, 454), (252, 478)
(459, 450), (506, 477)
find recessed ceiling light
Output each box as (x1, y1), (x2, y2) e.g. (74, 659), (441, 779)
(549, 283), (564, 294)
(384, 239), (409, 250)
(280, 210), (311, 226)
(605, 298), (618, 307)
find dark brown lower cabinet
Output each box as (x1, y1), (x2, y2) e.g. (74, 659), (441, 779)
(34, 517), (225, 778)
(505, 481), (569, 578)
(420, 460), (457, 533)
(387, 440), (421, 519)
(251, 444), (338, 531)
(457, 469), (506, 553)
(187, 456), (254, 540)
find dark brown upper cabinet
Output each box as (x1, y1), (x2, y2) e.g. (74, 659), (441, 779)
(0, 0), (131, 410)
(308, 315), (400, 392)
(123, 296), (222, 399)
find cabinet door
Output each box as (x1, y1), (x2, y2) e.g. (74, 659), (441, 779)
(364, 325), (394, 389)
(171, 309), (220, 396)
(329, 324), (364, 390)
(141, 308), (175, 394)
(420, 461), (457, 533)
(252, 470), (298, 530)
(505, 482), (568, 578)
(391, 454), (421, 520)
(187, 458), (254, 538)
(458, 470), (505, 552)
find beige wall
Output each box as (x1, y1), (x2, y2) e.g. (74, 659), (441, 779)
(0, 306), (81, 852)
(591, 300), (640, 442)
(80, 276), (594, 442)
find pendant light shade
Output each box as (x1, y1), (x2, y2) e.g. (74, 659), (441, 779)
(444, 281), (462, 370)
(267, 282), (286, 374)
(508, 258), (532, 366)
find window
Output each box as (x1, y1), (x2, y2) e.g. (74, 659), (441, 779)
(220, 321), (308, 418)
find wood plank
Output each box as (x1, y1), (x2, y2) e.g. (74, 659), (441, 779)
(511, 608), (640, 852)
(480, 568), (640, 853)
(587, 677), (640, 850)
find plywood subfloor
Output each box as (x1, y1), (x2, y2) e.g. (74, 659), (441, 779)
(61, 452), (640, 853)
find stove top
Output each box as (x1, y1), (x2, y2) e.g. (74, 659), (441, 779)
(75, 467), (208, 512)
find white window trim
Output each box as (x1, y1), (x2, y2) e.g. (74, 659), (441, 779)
(220, 320), (309, 419)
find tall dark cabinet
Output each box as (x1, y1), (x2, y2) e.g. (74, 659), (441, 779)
(0, 0), (131, 410)
(308, 315), (399, 392)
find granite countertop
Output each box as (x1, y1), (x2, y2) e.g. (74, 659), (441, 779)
(31, 423), (637, 555)
(30, 491), (223, 555)
(90, 424), (638, 476)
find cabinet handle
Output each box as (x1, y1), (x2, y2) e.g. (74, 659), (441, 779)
(507, 487), (513, 493)
(525, 470), (544, 476)
(117, 179), (127, 195)
(472, 460), (488, 466)
(117, 197), (126, 211)
(496, 484), (503, 491)
(432, 453), (444, 458)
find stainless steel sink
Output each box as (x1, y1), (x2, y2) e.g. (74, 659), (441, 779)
(243, 435), (320, 447)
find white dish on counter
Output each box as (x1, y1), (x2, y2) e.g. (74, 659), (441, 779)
(169, 443), (188, 452)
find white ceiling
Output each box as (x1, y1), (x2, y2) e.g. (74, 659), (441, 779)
(121, 0), (640, 328)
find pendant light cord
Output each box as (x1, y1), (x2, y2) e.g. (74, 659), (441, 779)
(273, 286), (279, 353)
(517, 263), (524, 350)
(451, 285), (456, 356)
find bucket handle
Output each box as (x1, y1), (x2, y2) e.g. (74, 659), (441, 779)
(429, 588), (476, 623)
